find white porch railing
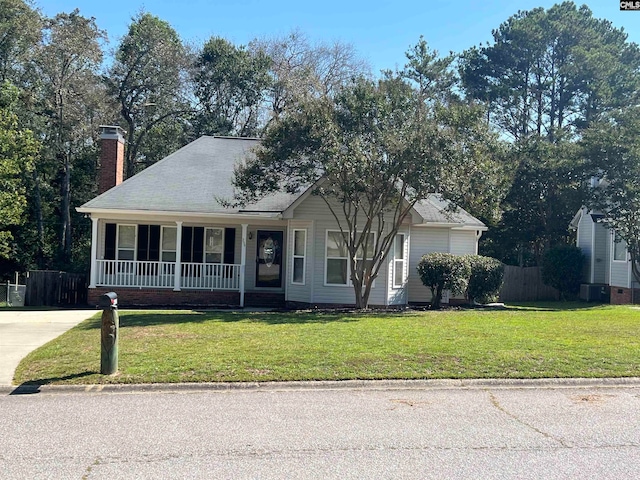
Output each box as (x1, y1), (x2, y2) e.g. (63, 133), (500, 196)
(180, 262), (241, 290)
(96, 260), (241, 290)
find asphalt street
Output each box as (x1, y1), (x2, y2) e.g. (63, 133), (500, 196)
(1, 382), (639, 479)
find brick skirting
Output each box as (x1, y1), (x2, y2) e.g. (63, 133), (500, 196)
(88, 288), (284, 308)
(610, 287), (640, 305)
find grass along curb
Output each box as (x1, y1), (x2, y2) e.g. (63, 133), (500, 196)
(13, 303), (640, 385)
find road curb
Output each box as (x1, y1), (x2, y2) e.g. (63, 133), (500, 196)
(3, 377), (640, 396)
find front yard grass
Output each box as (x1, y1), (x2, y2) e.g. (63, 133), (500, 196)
(13, 303), (640, 385)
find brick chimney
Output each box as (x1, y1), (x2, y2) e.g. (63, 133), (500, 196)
(98, 125), (126, 194)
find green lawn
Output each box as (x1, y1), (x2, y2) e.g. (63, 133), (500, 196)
(13, 303), (640, 385)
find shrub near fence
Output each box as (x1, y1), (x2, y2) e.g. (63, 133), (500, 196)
(499, 266), (559, 302)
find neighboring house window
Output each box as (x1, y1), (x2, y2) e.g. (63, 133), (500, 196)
(393, 233), (406, 288)
(613, 232), (627, 261)
(292, 229), (306, 284)
(325, 230), (374, 286)
(161, 226), (177, 262)
(205, 228), (224, 263)
(117, 225), (136, 260)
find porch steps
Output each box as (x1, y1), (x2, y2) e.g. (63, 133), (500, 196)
(244, 292), (285, 308)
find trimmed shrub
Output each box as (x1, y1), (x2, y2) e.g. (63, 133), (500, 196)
(541, 245), (585, 300)
(465, 255), (505, 304)
(417, 252), (471, 309)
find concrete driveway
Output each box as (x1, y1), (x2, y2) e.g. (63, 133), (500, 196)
(0, 309), (97, 386)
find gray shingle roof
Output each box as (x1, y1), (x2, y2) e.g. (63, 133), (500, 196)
(81, 136), (296, 214)
(413, 195), (486, 228)
(80, 136), (485, 229)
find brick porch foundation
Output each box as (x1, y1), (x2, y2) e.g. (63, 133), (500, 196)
(88, 288), (284, 308)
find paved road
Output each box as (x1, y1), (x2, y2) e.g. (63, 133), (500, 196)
(1, 383), (639, 479)
(0, 310), (97, 385)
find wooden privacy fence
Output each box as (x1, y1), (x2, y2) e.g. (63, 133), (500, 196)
(25, 270), (88, 307)
(499, 266), (559, 302)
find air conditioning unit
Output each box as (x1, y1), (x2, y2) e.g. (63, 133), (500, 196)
(580, 284), (609, 302)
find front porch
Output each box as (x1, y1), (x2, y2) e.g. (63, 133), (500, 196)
(88, 218), (288, 308)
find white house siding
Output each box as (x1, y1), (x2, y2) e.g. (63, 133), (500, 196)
(291, 194), (389, 306)
(407, 227), (450, 303)
(610, 238), (631, 288)
(592, 222), (609, 284)
(450, 230), (478, 255)
(576, 209), (593, 283)
(286, 220), (313, 304)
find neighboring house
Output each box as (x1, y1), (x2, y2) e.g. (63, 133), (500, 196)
(77, 126), (487, 308)
(570, 206), (638, 304)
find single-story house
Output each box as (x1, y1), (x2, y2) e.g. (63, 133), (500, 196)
(570, 206), (638, 304)
(77, 126), (487, 308)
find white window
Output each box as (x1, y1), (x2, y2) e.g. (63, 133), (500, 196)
(205, 228), (224, 263)
(161, 226), (177, 262)
(613, 232), (627, 261)
(292, 229), (306, 284)
(393, 233), (406, 288)
(117, 225), (136, 260)
(325, 230), (374, 286)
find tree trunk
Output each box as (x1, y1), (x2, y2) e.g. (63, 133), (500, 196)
(432, 285), (443, 309)
(32, 168), (45, 268)
(60, 155), (72, 264)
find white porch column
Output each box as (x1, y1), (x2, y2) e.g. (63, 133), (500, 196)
(174, 221), (183, 291)
(89, 217), (98, 288)
(240, 224), (248, 307)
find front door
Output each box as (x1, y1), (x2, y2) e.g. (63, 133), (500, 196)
(255, 230), (283, 288)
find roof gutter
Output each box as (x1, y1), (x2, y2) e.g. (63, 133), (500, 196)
(76, 207), (283, 221)
(412, 222), (488, 231)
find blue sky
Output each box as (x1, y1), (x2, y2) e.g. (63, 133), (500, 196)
(38, 1), (640, 73)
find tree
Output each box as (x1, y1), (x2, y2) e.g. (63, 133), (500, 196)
(417, 253), (471, 309)
(34, 10), (108, 265)
(0, 0), (42, 84)
(482, 139), (584, 265)
(106, 12), (192, 177)
(249, 30), (369, 126)
(581, 107), (640, 283)
(0, 81), (38, 259)
(459, 2), (640, 265)
(192, 36), (271, 137)
(541, 245), (584, 299)
(233, 75), (502, 309)
(465, 255), (504, 304)
(401, 36), (456, 104)
(460, 2), (640, 142)
(399, 38), (510, 226)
